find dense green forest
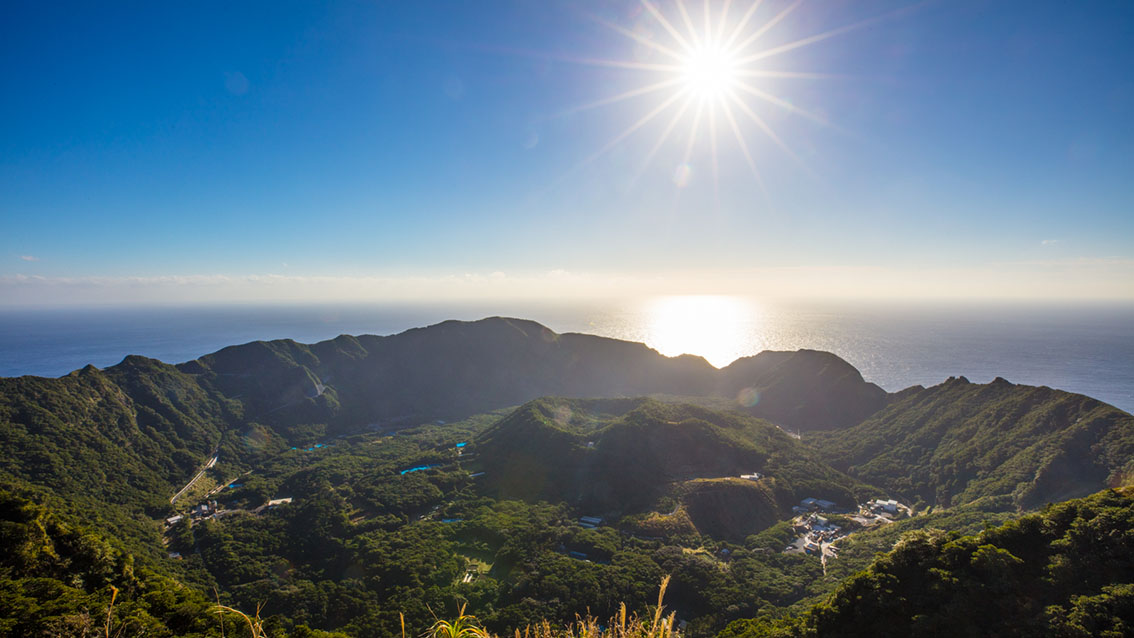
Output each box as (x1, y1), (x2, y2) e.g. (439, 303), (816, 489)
(0, 487), (239, 637)
(1, 321), (1132, 637)
(0, 410), (845, 637)
(128, 403), (875, 636)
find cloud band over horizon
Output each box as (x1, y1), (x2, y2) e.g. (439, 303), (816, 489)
(4, 258), (1133, 306)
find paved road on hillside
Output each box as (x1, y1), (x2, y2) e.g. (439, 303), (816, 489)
(171, 450), (218, 504)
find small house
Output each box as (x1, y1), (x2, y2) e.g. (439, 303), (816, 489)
(869, 499), (900, 515)
(801, 497), (836, 511)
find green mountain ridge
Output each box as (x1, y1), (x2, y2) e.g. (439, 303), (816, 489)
(13, 317), (889, 435)
(0, 317), (892, 527)
(0, 357), (231, 510)
(816, 375), (1134, 510)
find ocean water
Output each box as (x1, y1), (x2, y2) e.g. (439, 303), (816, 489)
(1, 299), (1132, 414)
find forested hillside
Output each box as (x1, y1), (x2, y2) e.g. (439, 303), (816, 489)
(816, 376), (1134, 510)
(0, 488), (222, 637)
(477, 398), (868, 519)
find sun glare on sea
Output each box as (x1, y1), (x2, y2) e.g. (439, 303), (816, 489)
(644, 295), (760, 368)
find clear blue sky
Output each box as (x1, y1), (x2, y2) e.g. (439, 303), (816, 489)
(2, 1), (1132, 304)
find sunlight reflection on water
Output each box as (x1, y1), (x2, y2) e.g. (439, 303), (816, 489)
(641, 295), (762, 368)
(549, 297), (1134, 413)
(1, 299), (1131, 412)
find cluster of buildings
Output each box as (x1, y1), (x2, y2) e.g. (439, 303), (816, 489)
(794, 513), (843, 554)
(785, 496), (913, 559)
(165, 500), (220, 525)
(164, 495), (296, 534)
(163, 500), (218, 530)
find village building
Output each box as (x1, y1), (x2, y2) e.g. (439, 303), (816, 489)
(579, 516), (603, 528)
(800, 497), (837, 511)
(870, 499), (900, 514)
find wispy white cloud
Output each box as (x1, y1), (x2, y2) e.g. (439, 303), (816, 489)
(2, 259), (1133, 306)
(1041, 239), (1060, 246)
(18, 255), (39, 262)
(997, 256), (1134, 268)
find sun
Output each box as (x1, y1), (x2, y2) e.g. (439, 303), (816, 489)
(561, 0), (900, 194)
(680, 44), (738, 101)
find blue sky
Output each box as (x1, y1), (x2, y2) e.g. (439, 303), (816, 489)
(2, 0), (1132, 304)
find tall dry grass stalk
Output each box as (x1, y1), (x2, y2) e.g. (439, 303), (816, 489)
(504, 577), (679, 638)
(428, 602), (491, 638)
(215, 602), (269, 638)
(207, 577), (680, 638)
(103, 585), (120, 638)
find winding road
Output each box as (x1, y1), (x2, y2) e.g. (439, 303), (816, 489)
(170, 450), (218, 504)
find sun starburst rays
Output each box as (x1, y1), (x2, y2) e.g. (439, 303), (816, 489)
(565, 0), (862, 200)
(575, 87), (692, 173)
(631, 92), (696, 188)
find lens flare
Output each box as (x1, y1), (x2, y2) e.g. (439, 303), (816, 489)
(737, 386), (760, 407)
(672, 163), (693, 187)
